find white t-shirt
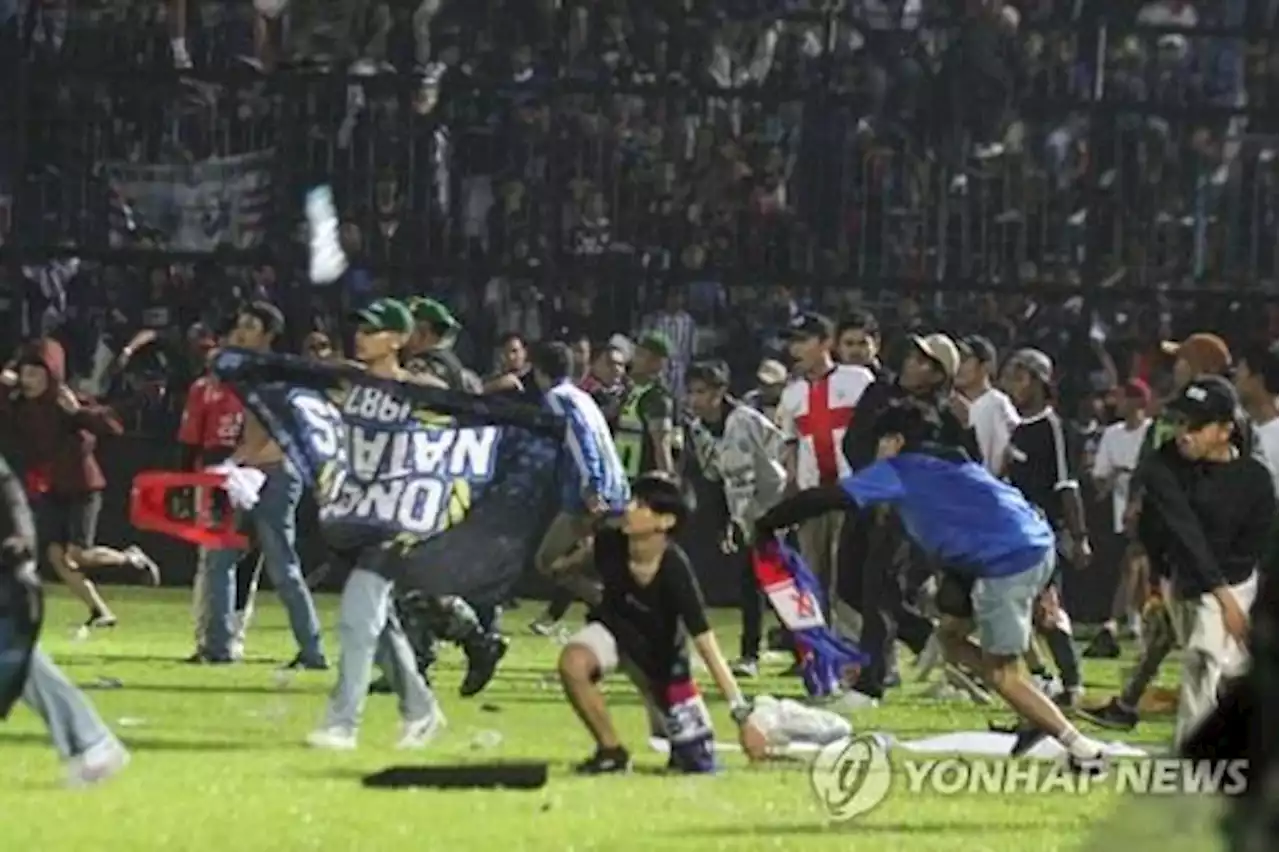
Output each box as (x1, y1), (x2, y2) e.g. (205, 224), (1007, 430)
(1092, 418), (1152, 533)
(1255, 416), (1279, 495)
(964, 386), (1020, 475)
(778, 364), (875, 489)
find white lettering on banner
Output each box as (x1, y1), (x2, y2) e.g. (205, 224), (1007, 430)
(290, 388), (497, 534)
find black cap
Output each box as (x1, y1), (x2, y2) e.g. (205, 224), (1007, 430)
(1167, 375), (1239, 428)
(785, 311), (835, 340)
(959, 335), (998, 366)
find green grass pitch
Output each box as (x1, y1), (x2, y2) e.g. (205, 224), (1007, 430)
(0, 588), (1227, 851)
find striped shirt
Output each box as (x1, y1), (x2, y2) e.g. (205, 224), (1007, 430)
(544, 379), (630, 514)
(642, 309), (697, 401)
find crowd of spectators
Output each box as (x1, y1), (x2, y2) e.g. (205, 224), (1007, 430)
(0, 0), (1275, 438)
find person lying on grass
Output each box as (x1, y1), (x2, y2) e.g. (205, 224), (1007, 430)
(555, 472), (769, 773)
(753, 400), (1108, 771)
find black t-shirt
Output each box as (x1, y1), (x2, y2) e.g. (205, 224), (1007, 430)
(588, 529), (710, 683)
(1007, 407), (1078, 532)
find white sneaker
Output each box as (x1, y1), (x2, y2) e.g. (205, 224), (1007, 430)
(395, 710), (445, 750)
(124, 546), (161, 586)
(66, 737), (130, 788)
(829, 690), (879, 711)
(306, 727), (357, 750)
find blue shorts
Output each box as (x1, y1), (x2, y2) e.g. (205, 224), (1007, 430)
(971, 550), (1057, 657)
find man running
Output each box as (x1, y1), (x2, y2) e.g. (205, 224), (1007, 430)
(532, 342), (630, 596)
(557, 472), (768, 773)
(383, 297), (507, 697)
(0, 338), (160, 630)
(755, 401), (1109, 770)
(307, 298), (444, 750)
(1083, 332), (1236, 730)
(1132, 376), (1274, 746)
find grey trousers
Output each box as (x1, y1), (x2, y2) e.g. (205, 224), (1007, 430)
(323, 567), (437, 731)
(22, 646), (114, 760)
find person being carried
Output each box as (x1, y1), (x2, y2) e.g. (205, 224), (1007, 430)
(556, 472), (768, 773)
(755, 401), (1109, 771)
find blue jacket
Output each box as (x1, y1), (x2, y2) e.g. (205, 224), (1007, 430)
(840, 452), (1054, 578)
(544, 380), (630, 514)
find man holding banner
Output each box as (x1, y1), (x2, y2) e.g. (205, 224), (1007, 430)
(306, 299), (443, 750)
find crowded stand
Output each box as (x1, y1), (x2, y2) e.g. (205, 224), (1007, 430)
(0, 0), (1275, 843)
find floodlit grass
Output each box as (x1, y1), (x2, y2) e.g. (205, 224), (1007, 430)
(0, 588), (1219, 851)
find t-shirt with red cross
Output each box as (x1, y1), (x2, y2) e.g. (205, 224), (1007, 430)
(778, 364), (875, 489)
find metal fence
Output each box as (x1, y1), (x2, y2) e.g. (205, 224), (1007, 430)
(0, 2), (1275, 351)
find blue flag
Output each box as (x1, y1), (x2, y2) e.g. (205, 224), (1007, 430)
(211, 349), (564, 604)
(753, 538), (868, 698)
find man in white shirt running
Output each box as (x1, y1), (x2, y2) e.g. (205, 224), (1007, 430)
(1083, 379), (1153, 659)
(952, 335), (1019, 475)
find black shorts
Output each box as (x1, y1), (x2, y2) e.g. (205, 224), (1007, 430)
(34, 492), (102, 549)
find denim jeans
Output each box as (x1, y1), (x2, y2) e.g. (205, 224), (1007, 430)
(22, 646), (115, 760)
(202, 463), (325, 663)
(324, 567), (437, 732)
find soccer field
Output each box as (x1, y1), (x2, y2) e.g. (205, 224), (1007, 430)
(0, 588), (1223, 852)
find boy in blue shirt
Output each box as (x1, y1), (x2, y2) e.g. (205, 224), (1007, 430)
(755, 401), (1107, 769)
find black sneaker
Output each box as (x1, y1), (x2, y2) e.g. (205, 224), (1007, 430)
(1055, 687), (1083, 711)
(368, 675), (393, 695)
(460, 634), (509, 697)
(1082, 629), (1121, 659)
(1078, 697), (1140, 732)
(574, 747), (632, 775)
(1009, 721), (1050, 757)
(281, 654), (329, 672)
(184, 651), (234, 665)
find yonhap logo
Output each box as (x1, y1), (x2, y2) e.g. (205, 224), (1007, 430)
(808, 735), (893, 822)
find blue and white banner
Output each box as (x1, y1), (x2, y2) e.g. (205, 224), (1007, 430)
(211, 350), (563, 604)
(753, 538), (868, 698)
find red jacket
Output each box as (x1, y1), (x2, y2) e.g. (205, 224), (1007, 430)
(0, 338), (122, 495)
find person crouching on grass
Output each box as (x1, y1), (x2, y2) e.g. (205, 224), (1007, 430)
(753, 401), (1110, 771)
(556, 472), (768, 774)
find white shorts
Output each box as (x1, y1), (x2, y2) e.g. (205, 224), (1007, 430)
(567, 622), (621, 676)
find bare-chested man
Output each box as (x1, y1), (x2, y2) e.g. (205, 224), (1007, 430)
(194, 302), (327, 668)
